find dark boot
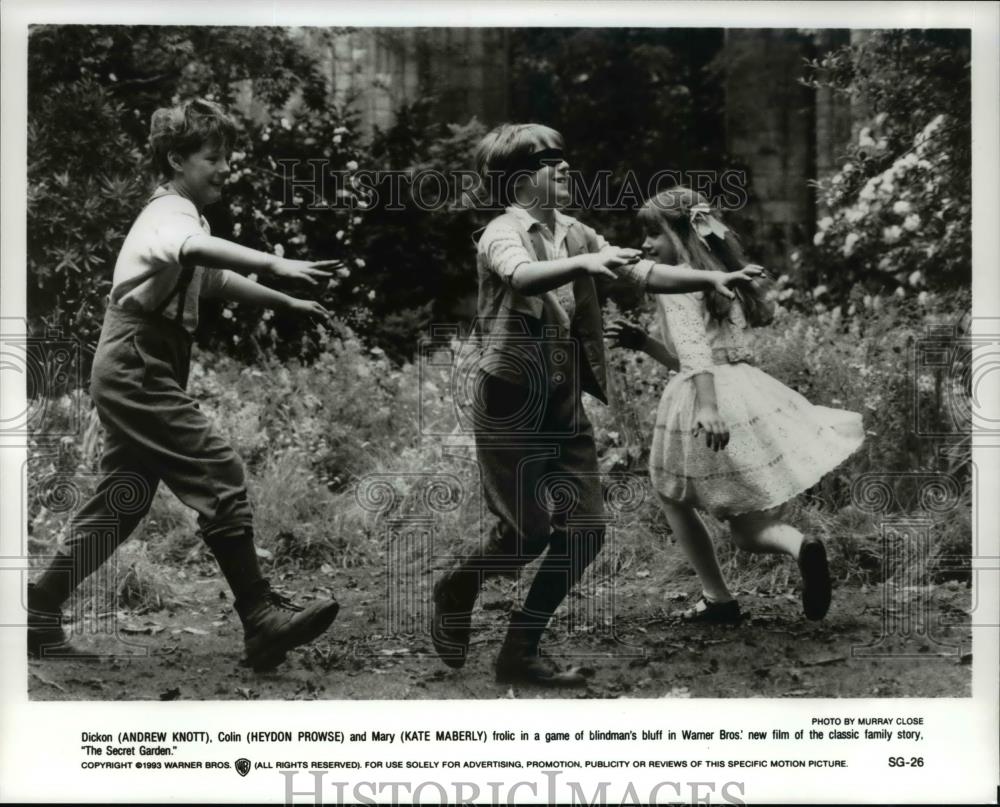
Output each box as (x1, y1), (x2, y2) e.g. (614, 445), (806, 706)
(494, 610), (591, 688)
(27, 583), (73, 659)
(798, 537), (832, 621)
(236, 583), (339, 672)
(431, 568), (481, 669)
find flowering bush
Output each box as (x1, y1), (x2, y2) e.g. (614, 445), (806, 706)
(810, 114), (970, 296)
(801, 30), (970, 298)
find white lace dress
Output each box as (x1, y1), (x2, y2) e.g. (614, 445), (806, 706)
(648, 293), (864, 518)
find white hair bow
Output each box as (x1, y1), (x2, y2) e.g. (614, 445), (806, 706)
(689, 202), (729, 247)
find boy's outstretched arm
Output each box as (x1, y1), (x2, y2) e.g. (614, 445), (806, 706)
(182, 233), (341, 286)
(205, 271), (332, 321)
(510, 249), (640, 295)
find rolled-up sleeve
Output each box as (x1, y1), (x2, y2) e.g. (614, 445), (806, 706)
(147, 199), (207, 268)
(479, 219), (535, 287)
(200, 268), (237, 299)
(585, 224), (653, 290)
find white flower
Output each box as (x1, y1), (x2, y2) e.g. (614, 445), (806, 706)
(336, 230), (345, 240)
(882, 225), (902, 245)
(894, 286), (906, 298)
(813, 284), (829, 298)
(346, 160), (359, 171)
(859, 129), (876, 148)
(918, 291), (929, 306)
(367, 290), (376, 301)
(332, 135), (342, 145)
(846, 207), (864, 224)
(355, 258), (366, 268)
(233, 222), (242, 237)
(222, 308), (234, 319)
(356, 200), (369, 209)
(813, 231), (825, 246)
(790, 250), (800, 262)
(334, 126), (348, 135)
(261, 132), (269, 142)
(248, 273), (258, 283)
(859, 181), (877, 202)
(908, 270), (923, 287)
(903, 214), (921, 232)
(892, 200), (912, 215)
(353, 216), (362, 225)
(281, 117), (292, 130)
(863, 294), (873, 308)
(818, 216), (833, 231)
(843, 232), (860, 256)
(273, 243), (285, 257)
(878, 256), (893, 271)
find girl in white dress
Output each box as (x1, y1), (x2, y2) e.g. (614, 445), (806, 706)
(607, 188), (864, 622)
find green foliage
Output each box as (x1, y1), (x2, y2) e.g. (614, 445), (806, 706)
(800, 30), (971, 296)
(509, 28), (747, 248)
(356, 101), (487, 363)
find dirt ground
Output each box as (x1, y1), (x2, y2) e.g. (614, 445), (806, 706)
(28, 563), (972, 701)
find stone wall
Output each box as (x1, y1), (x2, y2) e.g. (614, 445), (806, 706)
(304, 28), (509, 134)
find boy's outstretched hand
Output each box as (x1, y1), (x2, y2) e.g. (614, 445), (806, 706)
(288, 298), (333, 322)
(270, 258), (344, 286)
(580, 247), (642, 280)
(605, 318), (647, 350)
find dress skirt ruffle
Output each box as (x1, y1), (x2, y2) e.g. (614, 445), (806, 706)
(649, 362), (864, 518)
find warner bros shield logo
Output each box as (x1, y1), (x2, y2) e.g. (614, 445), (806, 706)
(235, 758), (251, 777)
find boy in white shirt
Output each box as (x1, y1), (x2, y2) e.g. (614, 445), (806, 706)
(29, 99), (340, 671)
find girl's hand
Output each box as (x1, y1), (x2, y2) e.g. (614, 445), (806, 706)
(605, 318), (648, 350)
(693, 406), (729, 451)
(709, 265), (767, 299)
(270, 257), (344, 286)
(287, 297), (333, 322)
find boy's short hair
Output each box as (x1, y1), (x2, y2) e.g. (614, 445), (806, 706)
(474, 123), (564, 206)
(149, 98), (238, 178)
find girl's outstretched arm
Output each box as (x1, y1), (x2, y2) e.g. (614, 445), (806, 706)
(643, 263), (764, 298)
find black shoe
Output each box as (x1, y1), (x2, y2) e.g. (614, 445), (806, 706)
(494, 612), (592, 688)
(431, 570), (480, 670)
(495, 647), (592, 688)
(679, 597), (743, 625)
(27, 583), (73, 659)
(798, 537), (832, 621)
(237, 585), (339, 672)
